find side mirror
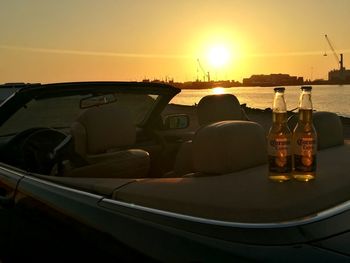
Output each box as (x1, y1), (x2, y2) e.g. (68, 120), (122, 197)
(163, 114), (189, 130)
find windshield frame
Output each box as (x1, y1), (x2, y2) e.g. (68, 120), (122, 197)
(0, 82), (180, 131)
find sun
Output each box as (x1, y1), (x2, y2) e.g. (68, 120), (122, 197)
(207, 45), (230, 69)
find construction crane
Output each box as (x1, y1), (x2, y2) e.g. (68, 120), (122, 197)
(197, 59), (210, 82)
(324, 34), (344, 71)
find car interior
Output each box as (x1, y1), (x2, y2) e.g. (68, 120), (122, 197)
(0, 87), (349, 222)
(0, 89), (346, 178)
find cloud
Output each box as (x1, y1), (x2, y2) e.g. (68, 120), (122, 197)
(0, 44), (191, 59)
(1, 44), (349, 60)
(246, 49), (350, 58)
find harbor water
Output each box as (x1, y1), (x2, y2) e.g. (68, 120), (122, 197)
(170, 85), (350, 118)
(1, 84), (349, 118)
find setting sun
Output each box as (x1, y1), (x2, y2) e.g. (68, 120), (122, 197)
(207, 45), (230, 68)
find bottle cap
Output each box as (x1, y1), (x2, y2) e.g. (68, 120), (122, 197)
(301, 86), (312, 91)
(274, 87), (285, 92)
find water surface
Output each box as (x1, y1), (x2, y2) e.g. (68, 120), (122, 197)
(171, 85), (350, 118)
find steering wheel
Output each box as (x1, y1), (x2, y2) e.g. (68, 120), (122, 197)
(4, 127), (67, 174)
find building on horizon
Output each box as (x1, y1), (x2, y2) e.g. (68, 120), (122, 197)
(242, 74), (304, 87)
(328, 68), (350, 84)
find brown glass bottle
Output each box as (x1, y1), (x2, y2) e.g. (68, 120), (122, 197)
(292, 86), (317, 181)
(268, 87), (292, 182)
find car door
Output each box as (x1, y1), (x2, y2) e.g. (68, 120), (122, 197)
(5, 173), (113, 261)
(8, 174), (151, 262)
(0, 164), (25, 256)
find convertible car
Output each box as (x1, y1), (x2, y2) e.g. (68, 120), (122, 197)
(0, 81), (349, 262)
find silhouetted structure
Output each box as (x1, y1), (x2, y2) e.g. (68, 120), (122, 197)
(324, 35), (350, 84)
(328, 68), (350, 84)
(242, 74), (304, 87)
(143, 79), (241, 89)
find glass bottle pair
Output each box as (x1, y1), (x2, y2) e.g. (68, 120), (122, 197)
(268, 86), (317, 182)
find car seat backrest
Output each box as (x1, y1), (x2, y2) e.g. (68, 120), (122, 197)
(197, 94), (246, 126)
(313, 112), (343, 149)
(71, 104), (136, 156)
(288, 111), (343, 150)
(192, 120), (267, 175)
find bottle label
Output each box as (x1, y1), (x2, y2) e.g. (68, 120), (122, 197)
(297, 137), (316, 155)
(294, 154), (317, 172)
(268, 155), (292, 173)
(294, 137), (317, 172)
(268, 137), (292, 173)
(268, 137), (291, 155)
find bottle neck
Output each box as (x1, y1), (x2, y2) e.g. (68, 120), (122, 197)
(298, 108), (313, 123)
(299, 91), (313, 110)
(272, 112), (287, 123)
(273, 92), (287, 113)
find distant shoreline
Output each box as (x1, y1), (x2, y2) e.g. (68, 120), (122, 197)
(142, 72), (350, 89)
(2, 80), (350, 90)
(146, 80), (350, 89)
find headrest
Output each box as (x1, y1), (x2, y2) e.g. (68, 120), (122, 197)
(288, 111), (343, 150)
(192, 121), (267, 174)
(197, 94), (244, 126)
(71, 104), (136, 155)
(313, 111), (343, 149)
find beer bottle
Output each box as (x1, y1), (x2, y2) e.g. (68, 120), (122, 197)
(292, 86), (317, 181)
(268, 87), (292, 182)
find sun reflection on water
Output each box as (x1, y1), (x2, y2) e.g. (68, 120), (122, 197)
(212, 87), (226, 95)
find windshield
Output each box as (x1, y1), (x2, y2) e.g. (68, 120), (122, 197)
(0, 92), (158, 137)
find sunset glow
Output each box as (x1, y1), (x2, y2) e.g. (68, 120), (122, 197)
(1, 1), (350, 83)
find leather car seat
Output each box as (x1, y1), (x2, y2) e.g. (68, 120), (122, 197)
(188, 120), (267, 176)
(65, 104), (150, 178)
(197, 93), (249, 126)
(288, 111), (344, 150)
(172, 94), (249, 176)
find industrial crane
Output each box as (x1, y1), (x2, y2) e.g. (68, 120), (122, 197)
(324, 34), (345, 71)
(196, 59), (210, 82)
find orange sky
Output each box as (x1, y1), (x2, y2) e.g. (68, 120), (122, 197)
(1, 0), (350, 83)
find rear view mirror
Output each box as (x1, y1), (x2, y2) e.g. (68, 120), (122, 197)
(80, 94), (117, 109)
(163, 114), (189, 130)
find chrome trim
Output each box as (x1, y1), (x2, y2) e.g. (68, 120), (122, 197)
(0, 166), (26, 177)
(22, 175), (104, 200)
(100, 197), (350, 229)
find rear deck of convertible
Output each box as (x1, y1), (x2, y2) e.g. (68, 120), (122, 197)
(44, 110), (350, 224)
